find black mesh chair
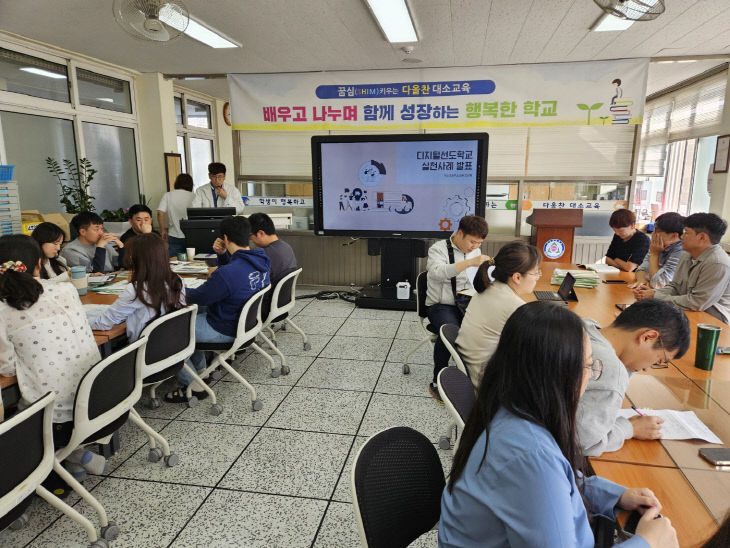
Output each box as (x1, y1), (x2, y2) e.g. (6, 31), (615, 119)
(54, 336), (148, 543)
(128, 305), (201, 465)
(439, 324), (470, 377)
(437, 366), (476, 451)
(402, 271), (438, 374)
(0, 393), (109, 546)
(194, 285), (272, 412)
(351, 426), (445, 547)
(262, 267), (311, 354)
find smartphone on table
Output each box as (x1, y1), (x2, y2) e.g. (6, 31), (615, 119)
(699, 447), (730, 466)
(603, 280), (627, 284)
(716, 347), (730, 355)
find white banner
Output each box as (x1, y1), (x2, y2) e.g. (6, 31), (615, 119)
(228, 59), (648, 131)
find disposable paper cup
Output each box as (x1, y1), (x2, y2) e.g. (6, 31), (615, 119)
(695, 323), (722, 371)
(186, 247), (196, 262)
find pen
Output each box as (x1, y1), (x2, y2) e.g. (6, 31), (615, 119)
(631, 405), (644, 417)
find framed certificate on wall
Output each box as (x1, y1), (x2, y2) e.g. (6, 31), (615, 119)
(713, 135), (730, 173)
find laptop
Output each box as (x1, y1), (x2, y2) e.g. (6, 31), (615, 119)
(534, 272), (579, 303)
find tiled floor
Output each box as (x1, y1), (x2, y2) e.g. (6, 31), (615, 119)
(1, 288), (451, 548)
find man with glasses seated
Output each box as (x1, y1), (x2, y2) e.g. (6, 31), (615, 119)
(577, 299), (690, 457)
(633, 212), (730, 324)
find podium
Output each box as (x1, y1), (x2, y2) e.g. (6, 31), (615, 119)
(526, 209), (583, 263)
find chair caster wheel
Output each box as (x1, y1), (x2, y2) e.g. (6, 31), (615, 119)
(303, 342), (312, 351)
(187, 396), (199, 408)
(438, 436), (451, 450)
(271, 368), (281, 378)
(148, 447), (163, 463)
(211, 370), (222, 381)
(281, 365), (290, 375)
(89, 540), (108, 548)
(252, 399), (263, 411)
(209, 404), (223, 416)
(100, 522), (120, 541)
(9, 513), (29, 530)
(165, 453), (180, 467)
(403, 364), (410, 374)
(147, 397), (161, 410)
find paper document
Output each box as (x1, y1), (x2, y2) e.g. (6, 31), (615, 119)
(579, 263), (620, 274)
(194, 253), (216, 260)
(88, 274), (116, 284)
(90, 280), (129, 294)
(183, 278), (205, 288)
(616, 409), (723, 444)
(171, 264), (209, 274)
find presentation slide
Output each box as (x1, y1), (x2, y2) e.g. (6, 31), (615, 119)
(320, 140), (480, 233)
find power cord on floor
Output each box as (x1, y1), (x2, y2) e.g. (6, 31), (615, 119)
(296, 289), (361, 303)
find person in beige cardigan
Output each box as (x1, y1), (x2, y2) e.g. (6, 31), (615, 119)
(456, 242), (542, 390)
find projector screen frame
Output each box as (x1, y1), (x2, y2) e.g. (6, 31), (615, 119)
(311, 132), (488, 239)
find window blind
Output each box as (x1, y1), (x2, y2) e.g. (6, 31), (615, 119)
(638, 68), (727, 177)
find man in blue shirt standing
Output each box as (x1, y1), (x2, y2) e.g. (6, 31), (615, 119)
(165, 215), (270, 403)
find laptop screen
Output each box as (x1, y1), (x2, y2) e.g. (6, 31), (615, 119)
(557, 272), (576, 299)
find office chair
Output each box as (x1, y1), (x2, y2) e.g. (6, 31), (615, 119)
(351, 426), (445, 547)
(258, 267), (307, 371)
(194, 284), (277, 412)
(130, 305), (202, 464)
(54, 337), (148, 542)
(438, 324), (470, 377)
(265, 267), (311, 352)
(0, 393), (109, 547)
(402, 271), (438, 374)
(437, 366), (476, 451)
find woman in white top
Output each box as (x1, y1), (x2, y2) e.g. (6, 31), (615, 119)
(31, 222), (70, 282)
(456, 242), (541, 389)
(88, 233), (185, 341)
(0, 235), (100, 435)
(157, 173), (195, 258)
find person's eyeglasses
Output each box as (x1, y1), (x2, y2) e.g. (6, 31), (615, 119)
(585, 358), (603, 381)
(651, 335), (674, 369)
(527, 269), (542, 278)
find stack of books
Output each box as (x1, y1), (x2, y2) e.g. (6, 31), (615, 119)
(551, 269), (600, 288)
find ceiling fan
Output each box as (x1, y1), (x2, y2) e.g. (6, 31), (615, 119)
(593, 0), (665, 21)
(112, 0), (189, 43)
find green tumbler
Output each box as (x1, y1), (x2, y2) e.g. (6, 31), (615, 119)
(695, 323), (722, 371)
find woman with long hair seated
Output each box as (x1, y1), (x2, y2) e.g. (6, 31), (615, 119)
(439, 301), (677, 548)
(0, 234), (105, 480)
(87, 233), (185, 341)
(456, 241), (541, 389)
(31, 222), (70, 282)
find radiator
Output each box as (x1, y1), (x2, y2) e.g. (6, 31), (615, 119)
(572, 237), (612, 264)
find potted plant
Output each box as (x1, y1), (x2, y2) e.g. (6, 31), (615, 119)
(99, 207), (130, 236)
(46, 157), (96, 213)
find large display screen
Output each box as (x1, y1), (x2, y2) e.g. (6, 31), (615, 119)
(312, 133), (488, 238)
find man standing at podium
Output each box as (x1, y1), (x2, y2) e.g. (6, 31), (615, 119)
(191, 162), (245, 215)
(425, 215), (490, 403)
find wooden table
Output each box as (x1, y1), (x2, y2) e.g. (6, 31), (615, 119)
(535, 263), (729, 546)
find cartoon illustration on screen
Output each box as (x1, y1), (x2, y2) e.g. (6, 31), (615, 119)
(439, 189), (473, 230)
(358, 160), (386, 187)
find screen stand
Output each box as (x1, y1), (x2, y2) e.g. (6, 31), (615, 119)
(356, 238), (427, 311)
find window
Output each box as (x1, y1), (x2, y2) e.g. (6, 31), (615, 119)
(189, 137), (213, 189)
(174, 91), (216, 187)
(0, 46), (69, 102)
(82, 123), (140, 211)
(0, 110), (76, 213)
(0, 42), (140, 215)
(186, 99), (211, 129)
(76, 68), (132, 113)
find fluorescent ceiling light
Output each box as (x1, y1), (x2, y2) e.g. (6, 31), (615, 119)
(19, 67), (66, 79)
(159, 8), (239, 48)
(592, 14), (634, 32)
(96, 98), (114, 102)
(366, 0), (418, 43)
(184, 76), (205, 80)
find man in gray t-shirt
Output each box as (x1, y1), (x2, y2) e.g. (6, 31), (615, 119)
(248, 213), (297, 283)
(577, 300), (689, 457)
